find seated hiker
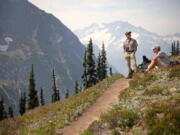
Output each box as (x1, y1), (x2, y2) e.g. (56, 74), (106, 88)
(146, 46), (170, 72)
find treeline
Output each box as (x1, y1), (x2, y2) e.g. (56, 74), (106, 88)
(0, 38), (113, 121)
(171, 40), (180, 56)
(81, 39), (111, 89)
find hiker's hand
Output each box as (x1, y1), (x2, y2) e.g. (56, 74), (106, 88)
(144, 69), (149, 74)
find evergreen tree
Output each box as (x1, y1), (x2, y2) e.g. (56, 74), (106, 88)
(109, 67), (113, 76)
(96, 52), (102, 81)
(176, 40), (179, 55)
(86, 38), (97, 87)
(8, 106), (13, 118)
(3, 111), (7, 119)
(40, 88), (45, 106)
(74, 81), (79, 94)
(100, 43), (108, 80)
(81, 50), (88, 89)
(65, 89), (69, 99)
(79, 86), (82, 93)
(171, 42), (175, 56)
(171, 42), (173, 56)
(28, 64), (39, 110)
(19, 92), (26, 115)
(0, 97), (5, 120)
(51, 69), (60, 102)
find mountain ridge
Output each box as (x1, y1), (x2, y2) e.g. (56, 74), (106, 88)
(0, 0), (85, 114)
(75, 21), (179, 75)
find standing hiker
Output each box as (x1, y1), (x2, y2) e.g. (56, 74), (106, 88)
(123, 31), (138, 78)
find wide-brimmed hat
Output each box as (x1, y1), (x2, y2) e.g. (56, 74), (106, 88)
(125, 31), (131, 35)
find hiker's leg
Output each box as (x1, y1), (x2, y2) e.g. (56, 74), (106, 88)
(124, 52), (131, 74)
(147, 58), (158, 71)
(131, 52), (138, 73)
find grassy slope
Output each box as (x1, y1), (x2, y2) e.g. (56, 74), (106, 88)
(0, 74), (123, 135)
(82, 65), (180, 135)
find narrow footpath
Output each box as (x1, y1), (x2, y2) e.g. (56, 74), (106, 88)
(57, 78), (129, 135)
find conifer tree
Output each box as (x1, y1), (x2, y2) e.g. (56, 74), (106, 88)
(176, 40), (179, 55)
(3, 111), (7, 119)
(0, 97), (5, 120)
(8, 106), (13, 118)
(100, 43), (108, 80)
(96, 52), (102, 81)
(109, 67), (113, 76)
(40, 88), (45, 106)
(19, 92), (26, 115)
(79, 86), (82, 93)
(81, 50), (88, 89)
(65, 89), (69, 99)
(28, 64), (39, 110)
(74, 81), (79, 94)
(86, 38), (97, 87)
(51, 69), (60, 102)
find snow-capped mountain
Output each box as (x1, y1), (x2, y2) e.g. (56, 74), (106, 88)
(75, 21), (179, 75)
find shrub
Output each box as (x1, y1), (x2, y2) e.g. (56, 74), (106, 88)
(169, 65), (180, 78)
(81, 128), (93, 135)
(100, 109), (139, 129)
(118, 88), (134, 100)
(143, 85), (169, 96)
(112, 129), (121, 135)
(144, 101), (180, 135)
(129, 73), (157, 89)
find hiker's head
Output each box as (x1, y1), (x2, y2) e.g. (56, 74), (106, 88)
(125, 32), (131, 39)
(152, 46), (160, 53)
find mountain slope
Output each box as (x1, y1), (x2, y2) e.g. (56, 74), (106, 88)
(0, 0), (85, 113)
(58, 78), (129, 135)
(75, 21), (178, 75)
(81, 65), (180, 135)
(0, 74), (123, 135)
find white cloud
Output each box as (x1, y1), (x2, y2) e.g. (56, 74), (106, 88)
(28, 0), (180, 35)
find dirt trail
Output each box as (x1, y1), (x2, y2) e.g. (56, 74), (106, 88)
(57, 78), (129, 135)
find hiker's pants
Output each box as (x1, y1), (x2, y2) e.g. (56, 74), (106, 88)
(124, 51), (138, 73)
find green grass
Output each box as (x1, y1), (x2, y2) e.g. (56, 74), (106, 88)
(100, 109), (139, 129)
(81, 64), (180, 135)
(144, 101), (180, 135)
(81, 128), (93, 135)
(143, 85), (169, 96)
(169, 65), (180, 78)
(0, 74), (123, 135)
(112, 129), (121, 135)
(129, 73), (158, 89)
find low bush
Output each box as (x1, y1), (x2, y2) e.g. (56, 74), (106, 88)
(144, 101), (180, 135)
(129, 73), (157, 89)
(100, 109), (139, 129)
(143, 85), (169, 96)
(169, 65), (180, 78)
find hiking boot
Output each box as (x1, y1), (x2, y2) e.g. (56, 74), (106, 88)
(126, 70), (134, 79)
(126, 72), (132, 79)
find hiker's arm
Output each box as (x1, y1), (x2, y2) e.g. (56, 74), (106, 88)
(152, 55), (160, 61)
(145, 55), (160, 72)
(133, 40), (138, 52)
(123, 42), (126, 52)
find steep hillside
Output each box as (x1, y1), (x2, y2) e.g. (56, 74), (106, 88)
(75, 21), (178, 75)
(0, 74), (123, 135)
(81, 65), (180, 135)
(0, 0), (85, 113)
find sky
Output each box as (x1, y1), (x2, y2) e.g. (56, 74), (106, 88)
(28, 0), (180, 35)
